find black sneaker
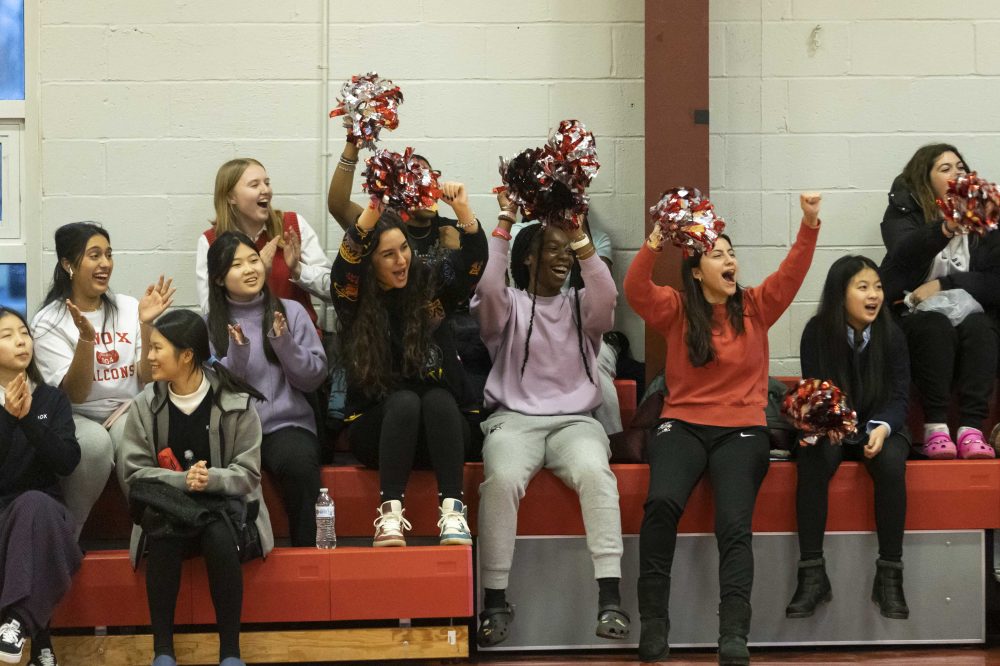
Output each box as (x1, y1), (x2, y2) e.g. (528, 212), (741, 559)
(28, 647), (57, 666)
(0, 618), (25, 663)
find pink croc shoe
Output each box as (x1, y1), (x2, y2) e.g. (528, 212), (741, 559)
(956, 428), (996, 460)
(921, 431), (957, 460)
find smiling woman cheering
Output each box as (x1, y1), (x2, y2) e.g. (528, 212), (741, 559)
(331, 182), (486, 549)
(31, 222), (174, 537)
(196, 158), (331, 329)
(624, 193), (822, 665)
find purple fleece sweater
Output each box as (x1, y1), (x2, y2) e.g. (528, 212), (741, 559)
(471, 235), (617, 415)
(216, 295), (327, 435)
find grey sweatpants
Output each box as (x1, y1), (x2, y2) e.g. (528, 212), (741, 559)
(478, 410), (624, 590)
(63, 413), (127, 538)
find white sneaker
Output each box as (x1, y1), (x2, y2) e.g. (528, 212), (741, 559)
(373, 500), (411, 547)
(28, 648), (57, 666)
(438, 498), (473, 546)
(0, 619), (24, 663)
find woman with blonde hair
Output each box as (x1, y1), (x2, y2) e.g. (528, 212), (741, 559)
(195, 158), (331, 329)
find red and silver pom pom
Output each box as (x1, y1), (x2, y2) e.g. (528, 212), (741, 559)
(495, 120), (600, 231)
(936, 171), (1000, 236)
(329, 72), (404, 150)
(781, 378), (859, 446)
(649, 188), (726, 255)
(547, 119), (600, 190)
(362, 147), (442, 212)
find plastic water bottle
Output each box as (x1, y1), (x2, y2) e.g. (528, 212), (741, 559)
(315, 488), (336, 549)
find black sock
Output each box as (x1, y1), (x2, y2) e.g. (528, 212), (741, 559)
(801, 551), (823, 562)
(31, 627), (51, 653)
(879, 554), (902, 563)
(484, 588), (507, 609)
(598, 577), (620, 607)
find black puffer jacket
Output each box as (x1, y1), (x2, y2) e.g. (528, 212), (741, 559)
(879, 175), (1000, 309)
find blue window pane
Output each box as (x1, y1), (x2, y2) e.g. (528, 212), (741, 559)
(0, 264), (26, 316)
(0, 0), (24, 101)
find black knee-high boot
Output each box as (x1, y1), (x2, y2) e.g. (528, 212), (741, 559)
(718, 597), (751, 666)
(637, 575), (670, 662)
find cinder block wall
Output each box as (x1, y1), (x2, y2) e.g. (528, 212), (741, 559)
(37, 0), (646, 354)
(710, 1), (1000, 374)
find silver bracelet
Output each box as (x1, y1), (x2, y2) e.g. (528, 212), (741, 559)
(456, 217), (479, 230)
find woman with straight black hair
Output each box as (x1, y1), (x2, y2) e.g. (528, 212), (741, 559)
(120, 308), (272, 666)
(787, 255), (911, 622)
(880, 143), (1000, 459)
(625, 194), (822, 665)
(332, 183), (486, 548)
(205, 231), (326, 547)
(0, 307), (82, 666)
(31, 222), (174, 535)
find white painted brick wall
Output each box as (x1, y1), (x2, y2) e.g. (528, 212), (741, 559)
(37, 1), (645, 358)
(710, 0), (1000, 374)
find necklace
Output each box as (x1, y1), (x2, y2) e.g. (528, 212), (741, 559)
(407, 224), (433, 240)
(72, 299), (101, 313)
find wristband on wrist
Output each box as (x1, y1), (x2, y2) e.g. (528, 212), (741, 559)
(569, 234), (591, 252)
(339, 155), (358, 166)
(497, 212), (516, 225)
(492, 227), (512, 241)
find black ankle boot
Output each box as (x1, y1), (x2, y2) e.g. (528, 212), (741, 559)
(718, 597), (751, 666)
(785, 557), (832, 618)
(872, 559), (909, 619)
(637, 575), (670, 662)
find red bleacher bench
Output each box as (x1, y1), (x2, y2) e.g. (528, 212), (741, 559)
(56, 377), (1000, 662)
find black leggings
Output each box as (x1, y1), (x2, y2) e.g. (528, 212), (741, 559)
(795, 432), (909, 561)
(146, 520), (243, 661)
(262, 426), (321, 547)
(639, 420), (770, 603)
(898, 310), (998, 428)
(348, 387), (470, 501)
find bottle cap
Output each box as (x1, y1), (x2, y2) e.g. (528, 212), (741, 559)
(320, 487), (329, 493)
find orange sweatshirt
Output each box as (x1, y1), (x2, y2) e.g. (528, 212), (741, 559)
(624, 223), (819, 427)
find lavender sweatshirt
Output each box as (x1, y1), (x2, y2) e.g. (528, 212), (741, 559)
(215, 295), (327, 435)
(471, 235), (617, 415)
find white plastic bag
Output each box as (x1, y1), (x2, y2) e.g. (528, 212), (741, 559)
(913, 288), (983, 326)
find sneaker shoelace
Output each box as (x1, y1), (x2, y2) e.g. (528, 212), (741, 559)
(438, 508), (470, 535)
(0, 620), (21, 646)
(373, 509), (412, 536)
(33, 648), (56, 666)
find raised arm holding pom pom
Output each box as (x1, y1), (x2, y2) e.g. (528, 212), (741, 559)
(624, 192), (821, 663)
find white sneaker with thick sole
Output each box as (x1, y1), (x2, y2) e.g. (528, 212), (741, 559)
(438, 498), (473, 546)
(373, 499), (411, 547)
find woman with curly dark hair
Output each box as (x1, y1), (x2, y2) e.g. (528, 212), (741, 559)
(331, 182), (486, 547)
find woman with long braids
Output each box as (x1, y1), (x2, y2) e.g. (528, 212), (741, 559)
(787, 256), (910, 621)
(206, 232), (326, 547)
(331, 183), (486, 548)
(472, 193), (626, 647)
(625, 194), (823, 665)
(31, 222), (174, 536)
(120, 309), (273, 666)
